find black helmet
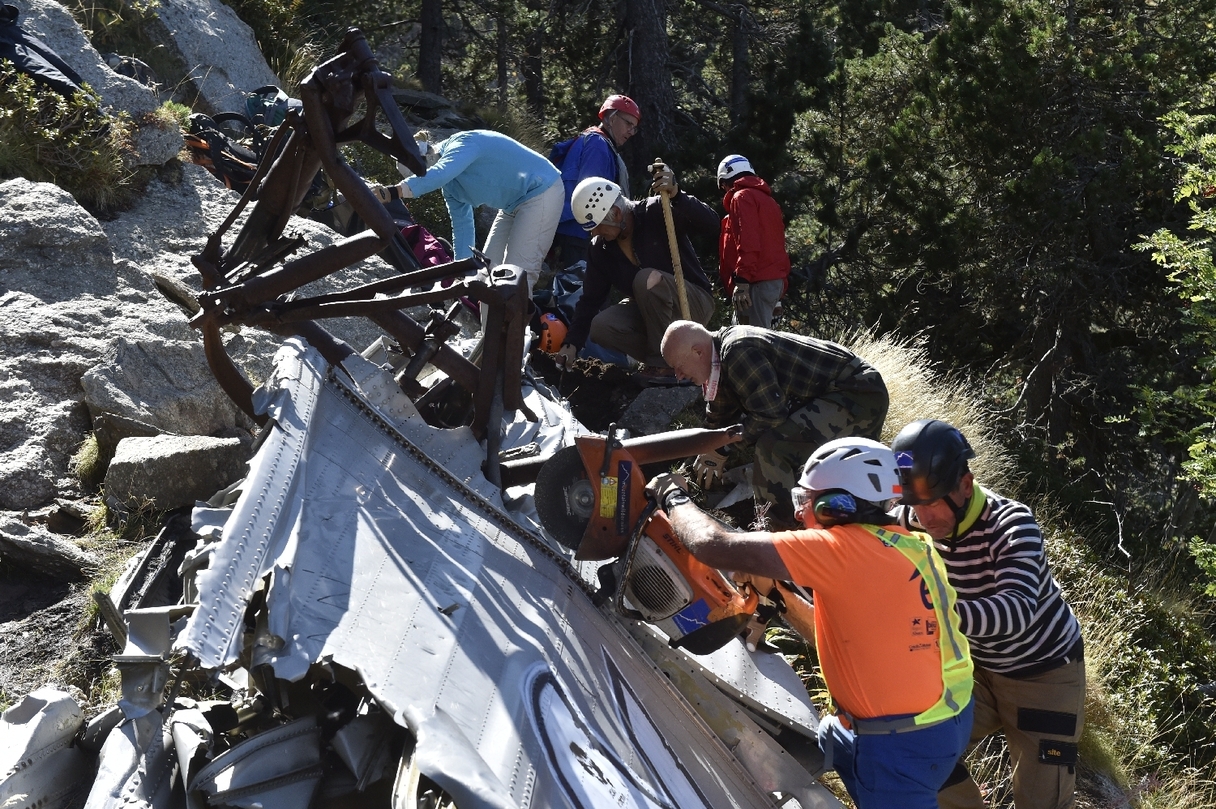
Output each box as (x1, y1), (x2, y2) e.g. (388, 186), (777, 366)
(890, 419), (976, 505)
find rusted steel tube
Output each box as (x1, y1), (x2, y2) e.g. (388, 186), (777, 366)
(370, 311), (480, 394)
(201, 231), (389, 315)
(498, 426), (743, 489)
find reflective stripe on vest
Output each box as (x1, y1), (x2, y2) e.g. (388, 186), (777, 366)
(865, 525), (974, 726)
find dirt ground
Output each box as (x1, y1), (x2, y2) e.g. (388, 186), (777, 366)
(0, 570), (99, 706)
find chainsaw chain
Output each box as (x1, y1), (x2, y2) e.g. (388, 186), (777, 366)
(329, 371), (599, 598)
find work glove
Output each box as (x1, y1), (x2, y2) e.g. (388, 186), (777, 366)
(555, 343), (577, 369)
(647, 472), (690, 512)
(649, 161), (678, 198)
(691, 448), (727, 489)
(732, 281), (752, 312)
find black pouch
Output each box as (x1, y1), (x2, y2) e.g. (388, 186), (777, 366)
(1017, 707), (1078, 736)
(1038, 739), (1078, 767)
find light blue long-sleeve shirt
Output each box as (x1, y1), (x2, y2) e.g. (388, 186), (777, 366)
(404, 130), (561, 259)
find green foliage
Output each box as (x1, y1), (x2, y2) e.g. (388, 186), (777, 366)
(0, 61), (140, 214)
(1137, 108), (1216, 500)
(157, 99), (191, 131)
(70, 434), (107, 491)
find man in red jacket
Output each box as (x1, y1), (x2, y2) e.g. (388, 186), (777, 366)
(717, 155), (791, 328)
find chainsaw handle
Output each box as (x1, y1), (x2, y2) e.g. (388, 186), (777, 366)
(620, 425), (743, 466)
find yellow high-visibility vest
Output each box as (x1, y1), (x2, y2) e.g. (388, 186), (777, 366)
(864, 525), (974, 725)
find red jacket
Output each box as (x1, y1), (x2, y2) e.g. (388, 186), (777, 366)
(719, 175), (790, 294)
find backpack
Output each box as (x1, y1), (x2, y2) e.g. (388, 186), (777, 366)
(244, 84), (300, 129)
(548, 134), (579, 170)
(183, 112), (261, 193)
(547, 127), (604, 170)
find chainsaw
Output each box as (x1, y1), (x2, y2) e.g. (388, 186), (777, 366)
(534, 425), (759, 655)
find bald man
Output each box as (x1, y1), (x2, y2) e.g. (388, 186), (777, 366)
(661, 321), (889, 527)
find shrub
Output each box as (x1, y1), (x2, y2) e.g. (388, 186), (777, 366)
(0, 60), (139, 213)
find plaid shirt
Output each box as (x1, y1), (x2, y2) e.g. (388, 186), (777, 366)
(705, 327), (885, 442)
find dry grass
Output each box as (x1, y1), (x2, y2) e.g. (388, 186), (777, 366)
(838, 328), (1016, 493)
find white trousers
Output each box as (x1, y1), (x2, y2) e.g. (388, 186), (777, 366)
(482, 178), (564, 296)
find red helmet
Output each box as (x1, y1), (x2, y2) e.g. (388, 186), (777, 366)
(537, 313), (568, 353)
(599, 94), (641, 122)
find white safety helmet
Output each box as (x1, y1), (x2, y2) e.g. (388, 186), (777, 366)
(571, 177), (622, 231)
(717, 154), (754, 183)
(798, 437), (902, 505)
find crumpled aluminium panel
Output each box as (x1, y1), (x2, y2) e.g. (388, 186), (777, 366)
(0, 688), (92, 809)
(174, 339), (831, 808)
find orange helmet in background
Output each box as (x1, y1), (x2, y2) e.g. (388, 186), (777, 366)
(537, 313), (567, 353)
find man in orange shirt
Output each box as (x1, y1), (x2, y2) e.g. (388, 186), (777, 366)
(648, 438), (974, 809)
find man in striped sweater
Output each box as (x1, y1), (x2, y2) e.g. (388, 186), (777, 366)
(890, 419), (1085, 809)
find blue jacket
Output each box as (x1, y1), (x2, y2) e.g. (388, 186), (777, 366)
(555, 129), (627, 241)
(405, 130), (561, 259)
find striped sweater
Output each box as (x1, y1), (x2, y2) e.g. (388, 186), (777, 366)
(895, 486), (1081, 675)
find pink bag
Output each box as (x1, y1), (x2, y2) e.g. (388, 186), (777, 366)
(401, 224), (453, 268)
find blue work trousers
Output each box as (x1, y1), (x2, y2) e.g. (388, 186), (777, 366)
(817, 699), (974, 809)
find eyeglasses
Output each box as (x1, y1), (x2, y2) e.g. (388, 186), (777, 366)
(610, 112), (639, 134)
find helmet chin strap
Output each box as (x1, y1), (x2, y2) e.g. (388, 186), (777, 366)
(946, 490), (969, 546)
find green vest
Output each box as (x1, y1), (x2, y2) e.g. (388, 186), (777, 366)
(866, 525), (974, 725)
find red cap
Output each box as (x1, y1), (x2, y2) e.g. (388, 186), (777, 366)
(599, 94), (641, 122)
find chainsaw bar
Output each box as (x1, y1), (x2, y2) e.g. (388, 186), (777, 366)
(534, 445), (597, 550)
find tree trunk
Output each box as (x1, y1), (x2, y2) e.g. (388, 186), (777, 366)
(729, 2), (749, 128)
(419, 0), (443, 94)
(496, 2), (509, 111)
(620, 0), (677, 194)
(522, 24), (544, 117)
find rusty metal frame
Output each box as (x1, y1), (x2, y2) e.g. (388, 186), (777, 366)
(186, 29), (533, 473)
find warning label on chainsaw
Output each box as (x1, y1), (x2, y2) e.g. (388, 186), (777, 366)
(616, 461), (632, 536)
(599, 475), (618, 519)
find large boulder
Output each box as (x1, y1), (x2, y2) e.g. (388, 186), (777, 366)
(0, 165), (405, 510)
(104, 434), (248, 509)
(618, 386), (702, 436)
(0, 515), (99, 579)
(144, 0), (280, 115)
(81, 337), (253, 438)
(13, 0), (182, 166)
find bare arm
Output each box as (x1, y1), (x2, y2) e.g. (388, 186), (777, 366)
(664, 501), (792, 581)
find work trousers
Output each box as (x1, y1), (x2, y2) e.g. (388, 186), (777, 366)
(588, 268), (714, 367)
(482, 179), (564, 297)
(819, 700), (974, 809)
(731, 278), (785, 329)
(752, 376), (889, 527)
(938, 659), (1086, 809)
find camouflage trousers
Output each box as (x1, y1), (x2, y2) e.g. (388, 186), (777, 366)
(752, 382), (889, 528)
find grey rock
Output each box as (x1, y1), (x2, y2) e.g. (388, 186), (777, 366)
(391, 88), (456, 117)
(0, 515), (99, 579)
(92, 412), (162, 461)
(0, 161), (403, 511)
(0, 177), (111, 279)
(14, 0), (179, 165)
(144, 0), (280, 115)
(81, 337), (253, 437)
(15, 0), (159, 118)
(618, 386), (702, 437)
(104, 434), (249, 510)
(128, 117), (185, 167)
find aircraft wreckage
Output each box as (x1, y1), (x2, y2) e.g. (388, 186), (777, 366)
(0, 31), (841, 809)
